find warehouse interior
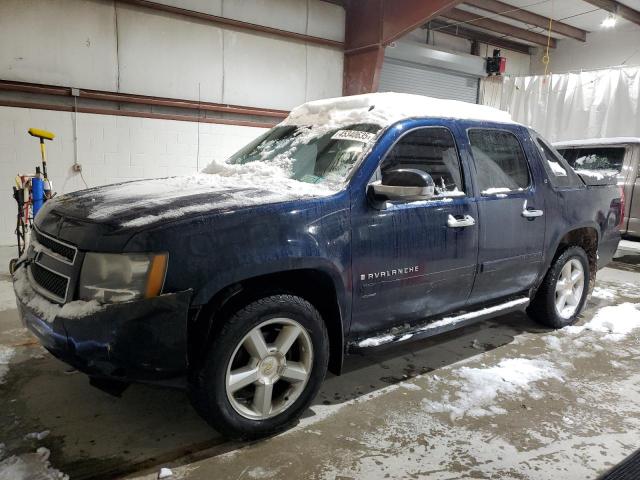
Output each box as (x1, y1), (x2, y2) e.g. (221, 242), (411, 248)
(1, 0), (640, 479)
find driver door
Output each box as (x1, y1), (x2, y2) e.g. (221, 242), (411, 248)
(350, 123), (479, 337)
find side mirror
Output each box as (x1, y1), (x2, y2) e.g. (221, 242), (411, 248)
(370, 168), (435, 201)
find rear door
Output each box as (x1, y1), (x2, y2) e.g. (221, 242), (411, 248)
(458, 124), (547, 304)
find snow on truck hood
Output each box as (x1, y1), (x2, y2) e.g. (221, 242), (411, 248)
(282, 92), (516, 128)
(58, 160), (334, 229)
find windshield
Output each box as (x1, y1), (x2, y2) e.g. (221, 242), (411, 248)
(226, 123), (382, 188)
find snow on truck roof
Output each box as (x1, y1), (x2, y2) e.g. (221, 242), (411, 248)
(281, 92), (516, 128)
(554, 137), (640, 148)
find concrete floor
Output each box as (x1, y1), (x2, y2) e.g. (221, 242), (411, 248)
(0, 245), (639, 479)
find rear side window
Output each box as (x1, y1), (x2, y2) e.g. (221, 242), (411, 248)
(536, 137), (578, 188)
(558, 147), (626, 175)
(468, 129), (530, 194)
(381, 127), (464, 196)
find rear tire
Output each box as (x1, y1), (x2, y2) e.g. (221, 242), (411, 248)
(190, 294), (329, 439)
(528, 246), (590, 328)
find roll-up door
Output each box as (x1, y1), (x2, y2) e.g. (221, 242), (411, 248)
(378, 58), (479, 104)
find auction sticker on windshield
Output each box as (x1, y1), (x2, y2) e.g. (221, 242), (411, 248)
(331, 130), (376, 143)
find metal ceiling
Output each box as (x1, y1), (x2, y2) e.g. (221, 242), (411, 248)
(327, 0), (640, 52)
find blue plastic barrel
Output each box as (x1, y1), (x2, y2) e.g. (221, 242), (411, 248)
(32, 177), (44, 216)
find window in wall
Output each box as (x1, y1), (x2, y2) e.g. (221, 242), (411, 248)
(468, 129), (530, 195)
(381, 127), (464, 197)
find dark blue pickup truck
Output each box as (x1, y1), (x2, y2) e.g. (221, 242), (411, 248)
(13, 93), (622, 438)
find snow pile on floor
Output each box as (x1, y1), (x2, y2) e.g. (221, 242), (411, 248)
(283, 92), (515, 128)
(24, 431), (50, 441)
(0, 447), (68, 480)
(570, 303), (640, 341)
(542, 335), (563, 351)
(592, 287), (617, 301)
(423, 358), (563, 419)
(158, 467), (173, 478)
(12, 266), (103, 323)
(0, 345), (15, 384)
(0, 280), (16, 312)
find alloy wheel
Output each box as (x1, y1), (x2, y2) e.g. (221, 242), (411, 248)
(225, 318), (313, 420)
(554, 258), (585, 319)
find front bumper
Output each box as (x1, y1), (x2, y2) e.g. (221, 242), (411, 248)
(14, 265), (193, 384)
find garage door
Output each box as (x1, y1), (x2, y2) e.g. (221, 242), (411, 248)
(378, 58), (479, 104)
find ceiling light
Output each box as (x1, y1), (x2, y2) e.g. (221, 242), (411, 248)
(601, 14), (617, 28)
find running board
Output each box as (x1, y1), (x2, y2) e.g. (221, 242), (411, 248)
(348, 297), (530, 353)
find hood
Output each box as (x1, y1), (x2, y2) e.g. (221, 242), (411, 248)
(41, 173), (334, 229)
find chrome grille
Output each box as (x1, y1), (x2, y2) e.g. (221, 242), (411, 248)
(34, 229), (77, 263)
(30, 263), (69, 301)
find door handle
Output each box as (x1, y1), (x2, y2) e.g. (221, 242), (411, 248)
(522, 200), (543, 218)
(522, 209), (544, 218)
(447, 214), (476, 228)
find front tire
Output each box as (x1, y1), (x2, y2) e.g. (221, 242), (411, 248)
(191, 294), (329, 439)
(528, 246), (590, 328)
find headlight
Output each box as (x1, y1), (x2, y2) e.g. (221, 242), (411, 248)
(79, 252), (168, 303)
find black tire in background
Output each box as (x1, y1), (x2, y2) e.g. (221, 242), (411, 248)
(190, 294), (329, 439)
(528, 246), (590, 329)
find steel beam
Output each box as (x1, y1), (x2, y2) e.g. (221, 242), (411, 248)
(381, 0), (468, 44)
(0, 80), (288, 118)
(116, 0), (343, 49)
(0, 99), (278, 129)
(582, 0), (640, 27)
(441, 8), (557, 47)
(426, 20), (532, 54)
(465, 0), (588, 41)
(343, 0), (464, 95)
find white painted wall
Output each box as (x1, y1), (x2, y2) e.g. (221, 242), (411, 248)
(116, 4), (225, 103)
(0, 0), (119, 91)
(531, 22), (640, 74)
(0, 0), (345, 245)
(0, 106), (266, 246)
(0, 0), (345, 109)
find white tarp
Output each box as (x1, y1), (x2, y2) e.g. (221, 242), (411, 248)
(479, 66), (640, 142)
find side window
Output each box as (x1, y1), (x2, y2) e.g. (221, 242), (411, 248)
(535, 137), (577, 188)
(468, 129), (530, 195)
(381, 127), (464, 197)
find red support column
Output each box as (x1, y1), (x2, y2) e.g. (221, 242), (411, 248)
(342, 0), (465, 96)
(343, 46), (385, 96)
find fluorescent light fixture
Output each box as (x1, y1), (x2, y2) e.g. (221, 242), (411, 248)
(601, 14), (617, 28)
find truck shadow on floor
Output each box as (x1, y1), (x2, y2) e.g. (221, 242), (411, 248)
(314, 311), (544, 407)
(610, 254), (640, 273)
(0, 309), (553, 480)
